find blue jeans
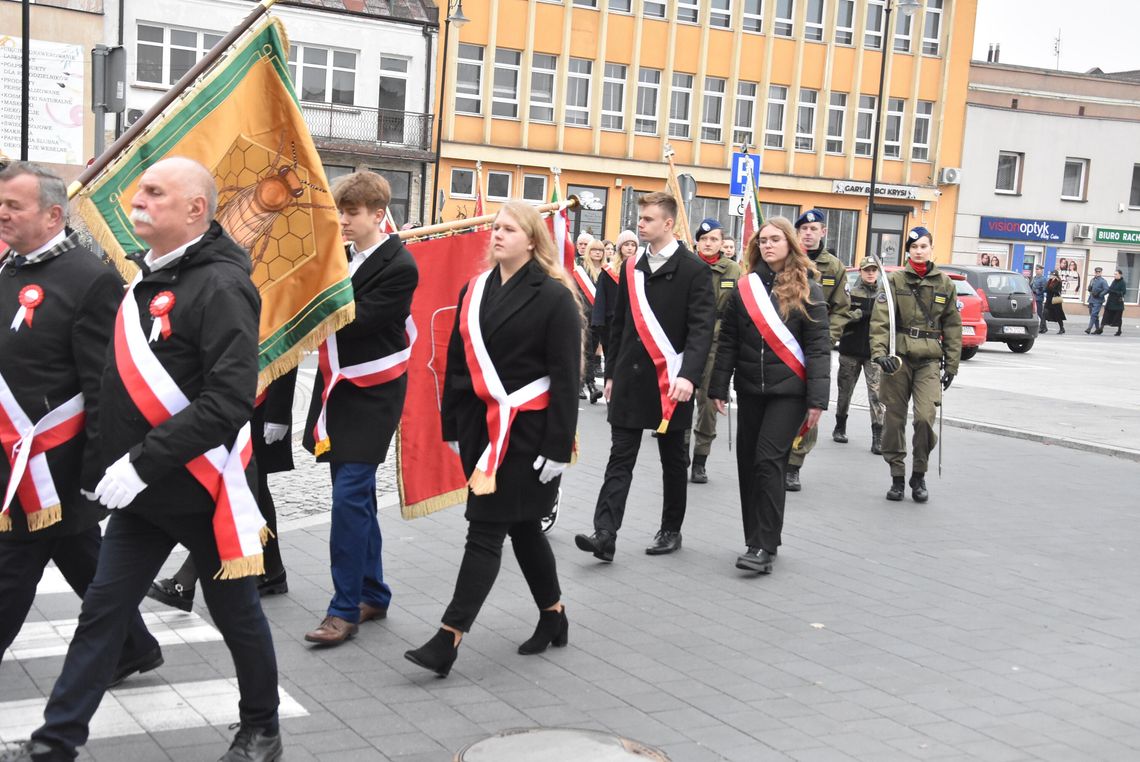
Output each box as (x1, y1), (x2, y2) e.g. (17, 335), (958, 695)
(328, 462), (391, 621)
(1087, 303), (1103, 331)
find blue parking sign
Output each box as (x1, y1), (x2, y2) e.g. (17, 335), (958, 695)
(729, 153), (761, 196)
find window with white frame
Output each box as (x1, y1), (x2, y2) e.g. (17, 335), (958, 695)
(1131, 165), (1140, 208)
(676, 0), (699, 23)
(602, 63), (626, 130)
(610, 0), (632, 11)
(765, 85), (787, 149)
(795, 89), (817, 151)
(492, 49), (521, 118)
(669, 73), (694, 139)
(912, 100), (932, 161)
(451, 167), (475, 197)
(922, 0), (943, 55)
(865, 0), (885, 50)
(523, 174), (548, 202)
(774, 0), (794, 36)
(487, 171), (512, 200)
(995, 151), (1022, 194)
(456, 44), (484, 114)
(826, 92), (846, 153)
(743, 0), (763, 32)
(734, 82), (757, 147)
(136, 24), (224, 86)
(636, 68), (661, 134)
(565, 58), (592, 126)
(835, 0), (855, 45)
(884, 97), (904, 158)
(710, 0), (731, 28)
(894, 10), (913, 52)
(1061, 158), (1089, 201)
(288, 44), (357, 104)
(643, 0), (666, 18)
(855, 95), (876, 156)
(702, 77), (726, 142)
(572, 0), (597, 6)
(529, 53), (556, 122)
(805, 0), (825, 41)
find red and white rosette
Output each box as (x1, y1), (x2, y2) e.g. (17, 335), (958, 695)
(10, 285), (43, 332)
(148, 291), (176, 342)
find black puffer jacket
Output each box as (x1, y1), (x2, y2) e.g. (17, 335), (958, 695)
(709, 261), (830, 410)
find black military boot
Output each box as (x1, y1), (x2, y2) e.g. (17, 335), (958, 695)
(909, 473), (929, 503)
(831, 416), (848, 443)
(870, 424), (883, 455)
(690, 454), (708, 484)
(586, 379), (602, 404)
(886, 476), (905, 501)
(784, 466), (801, 492)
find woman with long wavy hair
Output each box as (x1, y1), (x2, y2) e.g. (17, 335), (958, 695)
(404, 201), (582, 677)
(708, 217), (830, 575)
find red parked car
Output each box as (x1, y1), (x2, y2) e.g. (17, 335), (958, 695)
(845, 267), (987, 360)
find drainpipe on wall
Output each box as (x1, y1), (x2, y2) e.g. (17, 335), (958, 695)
(421, 19), (436, 226)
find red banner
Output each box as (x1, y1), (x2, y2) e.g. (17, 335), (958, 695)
(396, 229), (491, 518)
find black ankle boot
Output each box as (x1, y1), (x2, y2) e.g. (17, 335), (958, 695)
(587, 380), (602, 404)
(518, 607), (569, 655)
(909, 472), (929, 503)
(404, 628), (459, 677)
(870, 424), (883, 455)
(886, 476), (905, 501)
(690, 454), (708, 484)
(832, 416), (848, 443)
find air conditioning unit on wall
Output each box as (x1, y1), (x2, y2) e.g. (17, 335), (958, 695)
(1073, 223), (1093, 239)
(938, 167), (962, 185)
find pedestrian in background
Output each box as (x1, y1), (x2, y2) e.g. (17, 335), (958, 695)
(1101, 269), (1126, 336)
(593, 230), (637, 362)
(1085, 266), (1108, 334)
(721, 236), (737, 263)
(1044, 270), (1066, 334)
(404, 201), (581, 678)
(1030, 264), (1048, 333)
(708, 217), (829, 575)
(834, 258), (886, 453)
(574, 239), (605, 403)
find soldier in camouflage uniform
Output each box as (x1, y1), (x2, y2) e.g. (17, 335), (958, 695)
(870, 227), (961, 503)
(785, 209), (850, 491)
(689, 218), (741, 484)
(834, 257), (886, 453)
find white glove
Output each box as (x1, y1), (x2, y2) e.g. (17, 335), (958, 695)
(263, 423), (288, 444)
(532, 455), (569, 484)
(94, 454), (147, 510)
(446, 441), (460, 456)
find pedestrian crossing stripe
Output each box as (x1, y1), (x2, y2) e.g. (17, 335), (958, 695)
(5, 610), (223, 662)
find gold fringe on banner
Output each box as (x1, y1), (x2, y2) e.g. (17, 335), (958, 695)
(214, 553), (265, 580)
(26, 505), (63, 532)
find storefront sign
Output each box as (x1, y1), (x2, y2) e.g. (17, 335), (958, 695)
(979, 216), (1067, 243)
(1094, 227), (1140, 245)
(832, 181), (918, 200)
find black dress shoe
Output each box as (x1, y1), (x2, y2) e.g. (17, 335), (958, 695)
(735, 547), (774, 574)
(518, 607), (569, 655)
(405, 628), (459, 677)
(109, 646), (164, 688)
(218, 723), (283, 762)
(886, 477), (905, 501)
(574, 531), (615, 562)
(784, 467), (801, 492)
(645, 530), (682, 555)
(909, 473), (929, 503)
(146, 577), (194, 612)
(256, 571), (288, 596)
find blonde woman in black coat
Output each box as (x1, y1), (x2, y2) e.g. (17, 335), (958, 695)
(405, 201), (582, 678)
(709, 217), (830, 575)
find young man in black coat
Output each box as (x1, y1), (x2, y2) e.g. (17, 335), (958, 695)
(0, 163), (160, 683)
(302, 172), (418, 646)
(11, 157), (282, 762)
(575, 192), (716, 561)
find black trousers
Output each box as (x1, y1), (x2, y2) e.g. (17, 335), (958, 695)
(735, 394), (806, 553)
(442, 519), (560, 632)
(33, 510), (279, 756)
(593, 425), (688, 535)
(585, 327), (603, 381)
(0, 525), (158, 663)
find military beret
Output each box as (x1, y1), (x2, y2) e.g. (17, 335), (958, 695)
(694, 218), (723, 241)
(906, 226), (932, 249)
(794, 209), (826, 228)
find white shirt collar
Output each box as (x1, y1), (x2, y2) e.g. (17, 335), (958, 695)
(646, 239), (679, 259)
(348, 234), (388, 276)
(22, 229), (68, 259)
(144, 234), (204, 273)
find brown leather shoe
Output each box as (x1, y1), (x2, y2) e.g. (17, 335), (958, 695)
(359, 603), (388, 623)
(304, 615), (358, 646)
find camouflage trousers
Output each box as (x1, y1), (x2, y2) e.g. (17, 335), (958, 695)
(835, 354), (885, 427)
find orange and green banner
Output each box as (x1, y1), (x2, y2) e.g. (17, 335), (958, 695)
(75, 17), (352, 389)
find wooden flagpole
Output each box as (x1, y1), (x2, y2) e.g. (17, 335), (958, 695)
(398, 197), (579, 243)
(663, 144), (693, 249)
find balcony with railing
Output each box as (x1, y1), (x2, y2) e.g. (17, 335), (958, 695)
(300, 102), (435, 160)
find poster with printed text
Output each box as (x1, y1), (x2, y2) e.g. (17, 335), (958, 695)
(0, 37), (85, 164)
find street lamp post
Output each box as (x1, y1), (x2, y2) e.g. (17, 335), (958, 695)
(863, 0), (921, 266)
(429, 0), (470, 224)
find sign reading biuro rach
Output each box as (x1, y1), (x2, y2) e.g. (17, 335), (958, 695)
(979, 216), (1067, 243)
(1095, 227), (1140, 245)
(832, 181), (919, 200)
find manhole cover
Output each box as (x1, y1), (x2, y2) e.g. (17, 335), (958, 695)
(455, 727), (670, 761)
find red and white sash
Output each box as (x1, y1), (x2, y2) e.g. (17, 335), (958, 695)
(572, 265), (596, 306)
(459, 270), (550, 495)
(312, 315), (417, 456)
(0, 373), (85, 532)
(739, 272), (806, 382)
(626, 255), (683, 433)
(605, 264), (621, 285)
(114, 278), (265, 579)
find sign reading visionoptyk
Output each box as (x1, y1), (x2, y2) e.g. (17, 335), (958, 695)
(979, 216), (1067, 243)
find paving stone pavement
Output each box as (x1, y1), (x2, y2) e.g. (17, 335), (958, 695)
(4, 389), (1140, 761)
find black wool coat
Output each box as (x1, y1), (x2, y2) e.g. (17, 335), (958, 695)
(101, 222), (260, 516)
(0, 235), (123, 539)
(709, 263), (831, 411)
(604, 245), (716, 431)
(303, 237), (419, 464)
(441, 260), (582, 523)
(252, 368), (297, 475)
